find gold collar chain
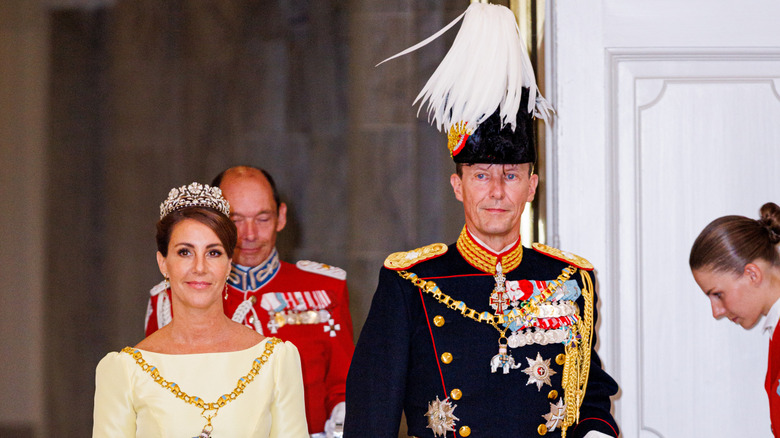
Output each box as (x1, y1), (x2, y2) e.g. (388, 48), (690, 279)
(122, 337), (282, 437)
(397, 266), (577, 339)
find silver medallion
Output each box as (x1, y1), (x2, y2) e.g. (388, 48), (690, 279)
(425, 396), (459, 437)
(522, 352), (557, 390)
(542, 398), (566, 432)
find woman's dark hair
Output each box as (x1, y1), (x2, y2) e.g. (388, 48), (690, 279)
(689, 202), (780, 274)
(156, 207), (238, 258)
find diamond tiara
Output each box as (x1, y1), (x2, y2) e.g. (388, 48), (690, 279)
(159, 182), (231, 219)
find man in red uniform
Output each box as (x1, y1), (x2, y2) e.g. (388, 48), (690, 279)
(145, 166), (354, 438)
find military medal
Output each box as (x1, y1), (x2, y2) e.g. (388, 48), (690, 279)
(489, 262), (509, 315)
(324, 318), (341, 337)
(266, 317), (280, 334)
(318, 309), (331, 322)
(522, 352), (557, 390)
(542, 398), (566, 432)
(490, 339), (521, 374)
(487, 262), (524, 374)
(425, 396), (459, 437)
(298, 310), (315, 324)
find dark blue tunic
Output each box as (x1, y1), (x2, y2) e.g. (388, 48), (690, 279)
(345, 241), (619, 438)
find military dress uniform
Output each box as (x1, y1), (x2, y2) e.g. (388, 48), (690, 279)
(145, 248), (355, 435)
(344, 228), (619, 438)
(765, 302), (780, 436)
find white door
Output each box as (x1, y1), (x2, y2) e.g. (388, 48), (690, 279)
(548, 1), (780, 437)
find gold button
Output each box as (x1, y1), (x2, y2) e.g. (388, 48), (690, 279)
(250, 295), (257, 304)
(459, 425), (471, 436)
(548, 390), (558, 400)
(441, 352), (453, 364)
(433, 315), (445, 327)
(555, 353), (566, 365)
(538, 424), (548, 435)
(450, 388), (462, 400)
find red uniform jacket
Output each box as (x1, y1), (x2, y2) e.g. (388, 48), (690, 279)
(766, 323), (780, 437)
(145, 249), (355, 434)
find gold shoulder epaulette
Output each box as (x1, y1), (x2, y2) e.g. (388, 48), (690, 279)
(295, 260), (347, 280)
(532, 242), (594, 271)
(384, 243), (448, 270)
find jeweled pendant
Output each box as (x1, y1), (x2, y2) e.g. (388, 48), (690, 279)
(489, 342), (521, 374)
(490, 262), (508, 315)
(195, 424), (213, 438)
(193, 430), (211, 438)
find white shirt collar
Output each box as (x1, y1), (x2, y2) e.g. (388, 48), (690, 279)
(468, 230), (519, 255)
(763, 297), (780, 338)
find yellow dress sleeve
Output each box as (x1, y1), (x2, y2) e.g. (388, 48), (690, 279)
(270, 341), (309, 438)
(92, 352), (135, 437)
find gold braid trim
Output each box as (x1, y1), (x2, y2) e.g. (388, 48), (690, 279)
(455, 227), (524, 274)
(501, 244), (524, 272)
(456, 228), (496, 273)
(384, 243), (448, 270)
(560, 270), (595, 438)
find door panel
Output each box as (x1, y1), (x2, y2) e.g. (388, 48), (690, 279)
(550, 3), (780, 437)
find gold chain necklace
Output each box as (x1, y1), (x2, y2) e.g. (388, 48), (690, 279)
(122, 337), (282, 437)
(398, 266), (578, 379)
(398, 265), (577, 338)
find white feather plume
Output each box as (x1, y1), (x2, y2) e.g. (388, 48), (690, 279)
(378, 3), (551, 133)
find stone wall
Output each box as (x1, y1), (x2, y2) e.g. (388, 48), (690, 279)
(0, 1), (47, 436)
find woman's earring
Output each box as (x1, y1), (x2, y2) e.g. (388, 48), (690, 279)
(224, 277), (229, 300)
(164, 275), (170, 290)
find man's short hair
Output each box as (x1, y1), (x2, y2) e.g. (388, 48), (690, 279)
(212, 166), (282, 210)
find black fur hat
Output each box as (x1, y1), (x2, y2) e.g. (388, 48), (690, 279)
(452, 91), (535, 165)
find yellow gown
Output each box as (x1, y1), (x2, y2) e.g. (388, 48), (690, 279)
(93, 338), (308, 437)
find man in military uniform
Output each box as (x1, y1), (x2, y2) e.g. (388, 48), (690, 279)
(145, 166), (354, 438)
(344, 3), (618, 438)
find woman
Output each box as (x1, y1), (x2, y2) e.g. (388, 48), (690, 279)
(690, 202), (780, 434)
(93, 182), (308, 437)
